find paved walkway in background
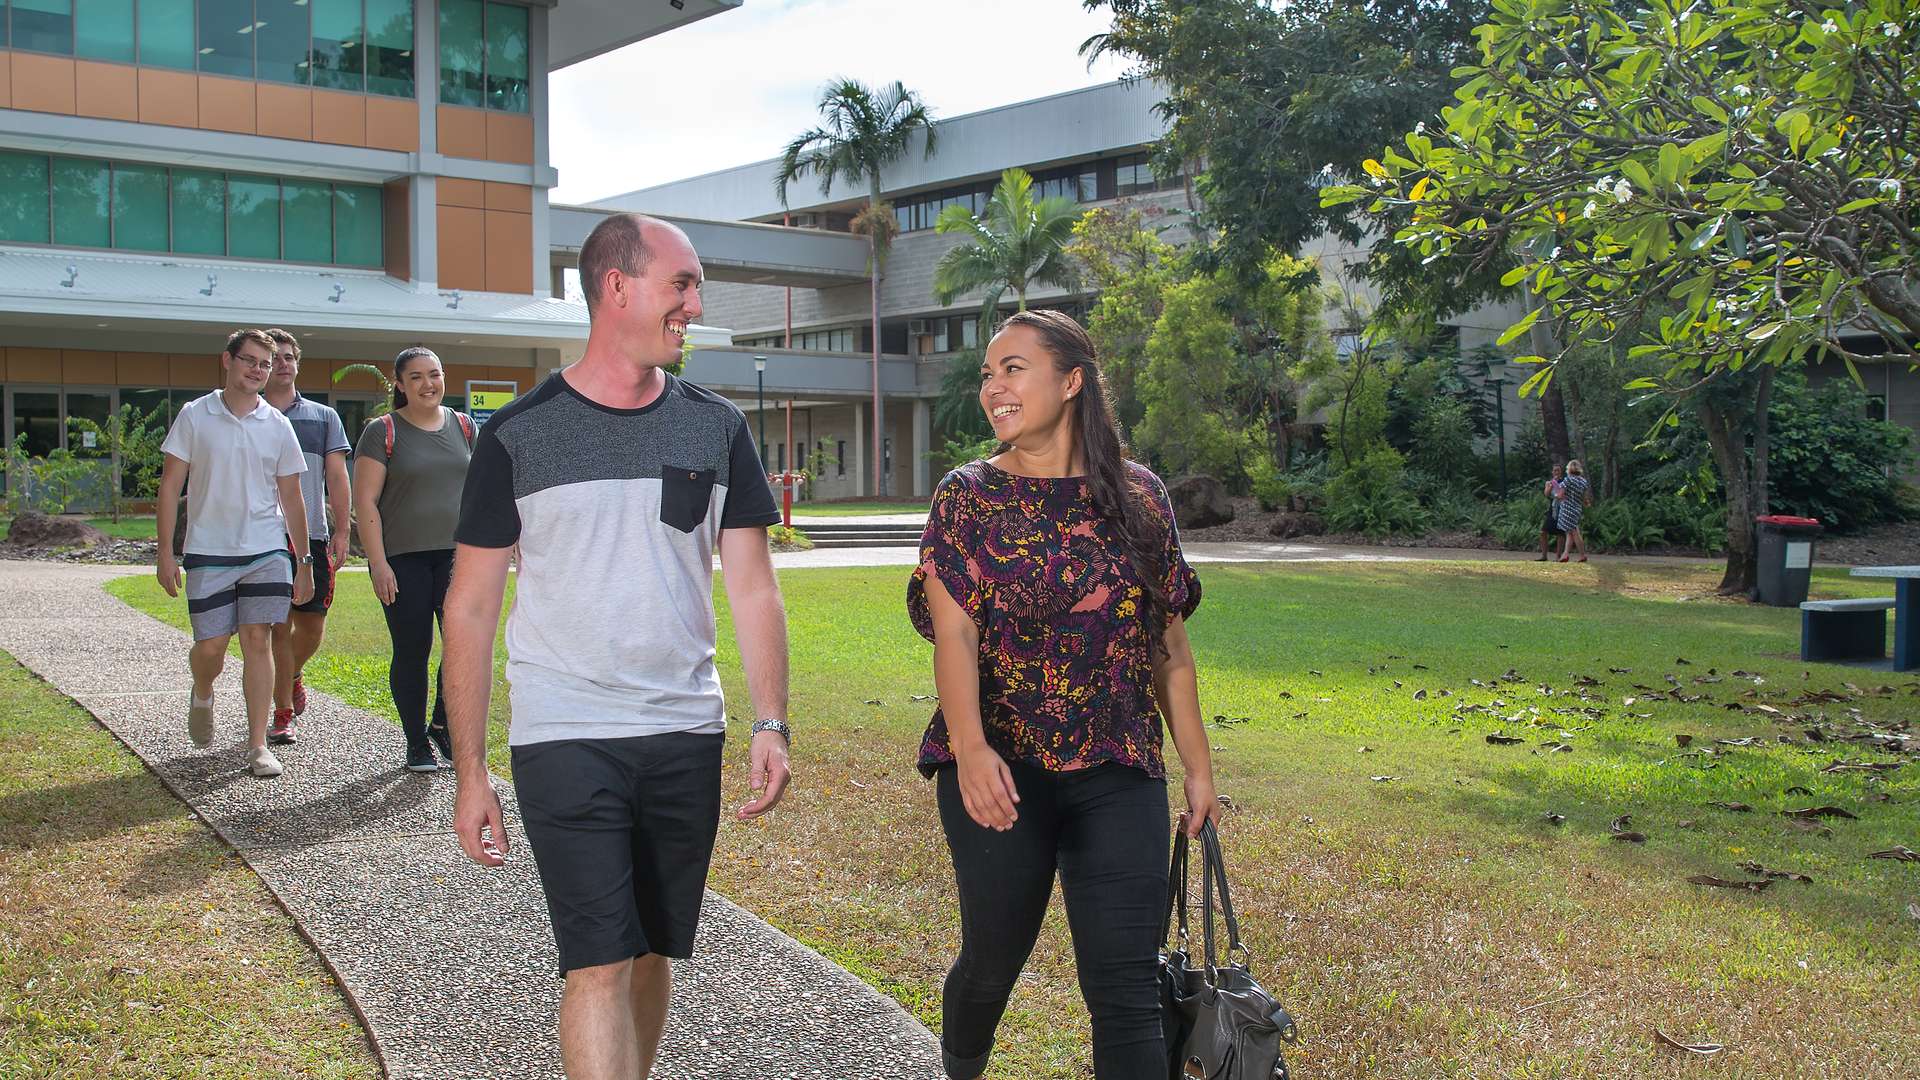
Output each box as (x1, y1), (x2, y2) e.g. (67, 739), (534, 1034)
(762, 538), (1723, 570)
(0, 560), (941, 1080)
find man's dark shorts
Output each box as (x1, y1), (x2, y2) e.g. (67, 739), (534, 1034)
(289, 539), (335, 614)
(511, 730), (725, 975)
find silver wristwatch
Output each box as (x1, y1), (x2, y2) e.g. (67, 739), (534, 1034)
(297, 552), (315, 566)
(750, 718), (792, 742)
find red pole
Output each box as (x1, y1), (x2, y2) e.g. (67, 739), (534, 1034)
(782, 399), (795, 528)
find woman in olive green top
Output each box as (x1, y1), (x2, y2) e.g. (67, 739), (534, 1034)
(353, 347), (475, 772)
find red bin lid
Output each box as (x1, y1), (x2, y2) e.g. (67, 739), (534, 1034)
(1756, 514), (1820, 526)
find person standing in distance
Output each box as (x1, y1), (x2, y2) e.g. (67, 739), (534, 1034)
(155, 329), (315, 778)
(261, 329), (352, 746)
(443, 213), (794, 1079)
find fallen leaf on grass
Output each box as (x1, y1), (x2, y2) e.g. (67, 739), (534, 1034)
(1717, 736), (1766, 747)
(909, 694), (935, 702)
(1369, 775), (1400, 783)
(1543, 813), (1566, 826)
(1676, 819), (1698, 829)
(1610, 815), (1648, 843)
(1686, 875), (1773, 893)
(1309, 669), (1324, 676)
(1609, 666), (1633, 674)
(1539, 742), (1574, 754)
(1675, 734), (1694, 748)
(1781, 805), (1857, 820)
(1907, 904), (1920, 923)
(1867, 846), (1919, 862)
(1709, 801), (1754, 812)
(1210, 714), (1251, 728)
(1784, 818), (1835, 837)
(1413, 663), (1430, 670)
(1413, 689), (1428, 701)
(1675, 657), (1693, 666)
(1737, 860), (1812, 882)
(1486, 733), (1526, 745)
(1358, 745), (1374, 753)
(862, 699), (883, 706)
(1822, 760), (1903, 774)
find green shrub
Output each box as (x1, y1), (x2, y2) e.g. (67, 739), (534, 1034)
(1467, 500), (1505, 538)
(1247, 455), (1291, 512)
(768, 524), (813, 551)
(1584, 500), (1668, 551)
(1424, 489), (1480, 531)
(1325, 447), (1429, 536)
(1277, 455), (1329, 512)
(1893, 482), (1920, 523)
(1495, 494), (1551, 549)
(1766, 371), (1914, 532)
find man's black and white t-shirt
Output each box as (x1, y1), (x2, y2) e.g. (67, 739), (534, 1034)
(455, 371), (780, 747)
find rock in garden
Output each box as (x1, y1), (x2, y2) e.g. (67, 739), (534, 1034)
(5, 511), (106, 548)
(1269, 511), (1326, 539)
(1168, 475), (1235, 529)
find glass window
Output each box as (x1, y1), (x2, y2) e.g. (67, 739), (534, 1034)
(197, 0), (254, 79)
(111, 163), (168, 252)
(67, 392), (113, 458)
(0, 152), (51, 244)
(12, 392), (63, 457)
(137, 0), (195, 68)
(52, 157), (110, 248)
(438, 0), (484, 108)
(283, 179), (333, 263)
(310, 0), (364, 91)
(171, 168), (226, 255)
(256, 0), (312, 84)
(13, 0), (75, 54)
(75, 0), (134, 62)
(228, 176), (281, 259)
(119, 388), (172, 429)
(365, 0), (415, 98)
(333, 183), (382, 266)
(484, 2), (528, 113)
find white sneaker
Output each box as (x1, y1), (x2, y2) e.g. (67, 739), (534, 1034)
(188, 694), (215, 748)
(247, 746), (283, 778)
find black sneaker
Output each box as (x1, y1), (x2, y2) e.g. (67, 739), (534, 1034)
(405, 742), (439, 773)
(428, 722), (454, 766)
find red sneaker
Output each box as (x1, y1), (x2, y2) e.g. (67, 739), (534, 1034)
(268, 708), (298, 746)
(292, 675), (308, 717)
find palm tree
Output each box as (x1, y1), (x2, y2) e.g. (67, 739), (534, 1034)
(932, 167), (1081, 339)
(775, 79), (937, 497)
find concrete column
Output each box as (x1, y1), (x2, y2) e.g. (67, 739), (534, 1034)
(528, 5), (552, 297)
(414, 0), (437, 155)
(411, 175), (438, 289)
(531, 187), (552, 297)
(912, 398), (931, 497)
(852, 401), (867, 498)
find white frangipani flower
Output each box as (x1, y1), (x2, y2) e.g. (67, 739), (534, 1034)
(1821, 19), (1838, 32)
(1612, 178), (1634, 203)
(1879, 178), (1902, 197)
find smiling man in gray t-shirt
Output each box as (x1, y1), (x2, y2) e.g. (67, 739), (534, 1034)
(442, 213), (793, 1078)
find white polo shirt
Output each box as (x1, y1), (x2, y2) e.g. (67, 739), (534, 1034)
(161, 390), (307, 557)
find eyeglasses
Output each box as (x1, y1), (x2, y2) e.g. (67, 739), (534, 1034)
(235, 356), (274, 370)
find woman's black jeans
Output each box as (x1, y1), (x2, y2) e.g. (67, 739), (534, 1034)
(380, 548), (453, 752)
(936, 759), (1170, 1079)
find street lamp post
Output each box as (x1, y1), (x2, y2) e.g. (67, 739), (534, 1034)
(754, 355), (768, 468)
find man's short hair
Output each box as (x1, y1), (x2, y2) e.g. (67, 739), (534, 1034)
(578, 213), (660, 314)
(224, 328), (277, 359)
(265, 328), (300, 361)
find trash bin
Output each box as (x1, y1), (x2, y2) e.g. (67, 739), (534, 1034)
(1755, 514), (1822, 606)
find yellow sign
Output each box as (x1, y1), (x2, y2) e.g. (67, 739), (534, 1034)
(470, 390), (516, 412)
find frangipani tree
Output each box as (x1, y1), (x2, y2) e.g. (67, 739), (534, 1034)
(1322, 0), (1920, 591)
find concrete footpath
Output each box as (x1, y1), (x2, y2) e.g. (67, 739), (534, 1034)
(0, 560), (941, 1080)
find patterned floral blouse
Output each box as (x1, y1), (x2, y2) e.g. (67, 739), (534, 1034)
(907, 458), (1202, 779)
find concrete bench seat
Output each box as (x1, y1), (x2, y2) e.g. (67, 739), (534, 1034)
(1801, 598), (1893, 662)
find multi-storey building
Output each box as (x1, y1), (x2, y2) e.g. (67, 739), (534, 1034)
(0, 0), (759, 483)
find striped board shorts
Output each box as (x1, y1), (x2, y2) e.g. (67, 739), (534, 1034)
(183, 552), (294, 641)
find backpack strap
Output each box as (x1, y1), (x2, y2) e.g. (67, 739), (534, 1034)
(456, 410), (475, 446)
(381, 414), (396, 459)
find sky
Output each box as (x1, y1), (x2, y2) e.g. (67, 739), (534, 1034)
(547, 0), (1131, 205)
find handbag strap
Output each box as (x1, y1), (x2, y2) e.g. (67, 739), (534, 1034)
(1200, 821), (1251, 969)
(1162, 823), (1191, 950)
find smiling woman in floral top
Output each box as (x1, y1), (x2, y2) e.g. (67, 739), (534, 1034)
(908, 309), (1220, 1080)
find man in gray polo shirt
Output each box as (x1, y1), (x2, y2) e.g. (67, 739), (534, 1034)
(262, 328), (352, 746)
(444, 214), (793, 1078)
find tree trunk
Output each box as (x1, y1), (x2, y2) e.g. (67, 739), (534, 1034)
(1525, 313), (1573, 464)
(1753, 366), (1773, 519)
(1699, 398), (1757, 596)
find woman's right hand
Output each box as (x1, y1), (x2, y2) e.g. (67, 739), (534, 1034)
(955, 744), (1020, 831)
(370, 560), (399, 605)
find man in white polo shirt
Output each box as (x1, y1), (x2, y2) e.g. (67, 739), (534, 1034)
(155, 329), (315, 778)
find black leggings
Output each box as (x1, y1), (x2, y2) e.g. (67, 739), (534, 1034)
(936, 760), (1169, 1080)
(380, 548), (452, 748)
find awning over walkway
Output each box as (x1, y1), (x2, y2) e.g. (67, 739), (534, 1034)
(550, 207), (871, 290)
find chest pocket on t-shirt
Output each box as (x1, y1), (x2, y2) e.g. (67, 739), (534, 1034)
(661, 465), (716, 533)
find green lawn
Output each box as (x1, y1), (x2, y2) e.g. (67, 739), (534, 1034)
(790, 500), (929, 517)
(1, 516), (158, 542)
(0, 653), (378, 1079)
(107, 562), (1919, 1078)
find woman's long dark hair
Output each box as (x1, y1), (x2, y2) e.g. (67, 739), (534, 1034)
(995, 309), (1173, 656)
(391, 346), (438, 410)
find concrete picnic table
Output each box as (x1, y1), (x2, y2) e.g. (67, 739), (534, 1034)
(1849, 565), (1919, 671)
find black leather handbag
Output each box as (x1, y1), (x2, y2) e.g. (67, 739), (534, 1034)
(1159, 820), (1298, 1080)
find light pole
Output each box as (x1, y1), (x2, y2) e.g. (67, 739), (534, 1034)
(754, 355), (768, 468)
(1484, 363), (1509, 500)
